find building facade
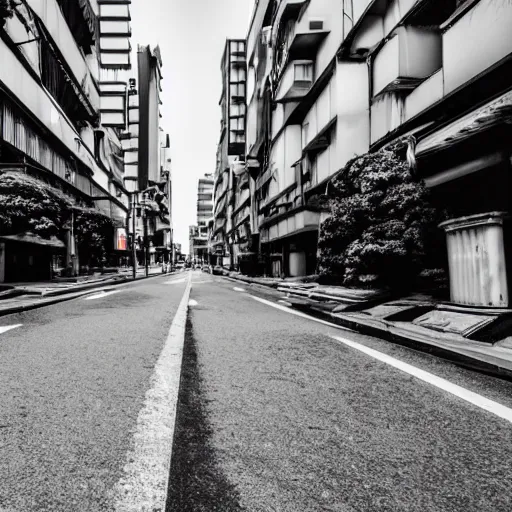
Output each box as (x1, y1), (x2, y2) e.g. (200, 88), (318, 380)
(190, 174), (214, 264)
(122, 45), (172, 268)
(212, 39), (247, 268)
(219, 0), (512, 309)
(0, 0), (134, 282)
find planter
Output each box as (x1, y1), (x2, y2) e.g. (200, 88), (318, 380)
(439, 212), (510, 307)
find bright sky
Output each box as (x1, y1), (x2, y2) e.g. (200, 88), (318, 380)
(130, 0), (254, 254)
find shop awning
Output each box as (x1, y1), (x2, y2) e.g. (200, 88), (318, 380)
(416, 90), (512, 157)
(0, 231), (66, 249)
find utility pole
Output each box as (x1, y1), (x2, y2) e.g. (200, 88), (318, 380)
(143, 192), (149, 278)
(131, 192), (137, 280)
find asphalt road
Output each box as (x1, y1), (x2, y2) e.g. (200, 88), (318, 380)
(0, 274), (187, 512)
(168, 271), (512, 512)
(1, 270), (512, 511)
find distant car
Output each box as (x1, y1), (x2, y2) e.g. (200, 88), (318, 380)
(212, 265), (223, 276)
(201, 265), (211, 273)
(175, 262), (185, 271)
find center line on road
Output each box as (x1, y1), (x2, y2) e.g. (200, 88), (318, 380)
(251, 295), (352, 331)
(165, 278), (187, 285)
(330, 334), (512, 424)
(112, 272), (192, 511)
(84, 290), (122, 301)
(0, 324), (22, 335)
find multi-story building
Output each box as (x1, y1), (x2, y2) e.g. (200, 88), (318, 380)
(197, 174), (214, 226)
(190, 174), (214, 264)
(122, 45), (172, 268)
(243, 0), (512, 308)
(212, 39), (247, 268)
(0, 0), (134, 282)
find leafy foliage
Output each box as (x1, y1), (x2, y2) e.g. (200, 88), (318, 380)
(0, 170), (72, 237)
(317, 138), (447, 290)
(74, 207), (115, 267)
(0, 0), (13, 26)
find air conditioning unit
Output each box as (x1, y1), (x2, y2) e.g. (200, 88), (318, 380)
(261, 26), (272, 46)
(309, 19), (324, 31)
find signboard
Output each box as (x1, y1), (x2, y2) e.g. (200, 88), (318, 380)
(115, 228), (128, 251)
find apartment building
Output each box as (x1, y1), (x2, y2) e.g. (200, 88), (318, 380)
(339, 0), (512, 307)
(247, 0), (363, 277)
(242, 0), (512, 309)
(190, 174), (214, 264)
(212, 39), (247, 268)
(122, 45), (172, 268)
(0, 0), (134, 281)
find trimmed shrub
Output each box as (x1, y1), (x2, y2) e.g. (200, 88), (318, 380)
(317, 138), (447, 291)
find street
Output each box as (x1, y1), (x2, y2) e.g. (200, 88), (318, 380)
(1, 271), (512, 511)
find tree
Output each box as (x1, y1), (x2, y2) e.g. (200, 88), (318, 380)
(317, 138), (447, 291)
(0, 170), (72, 238)
(73, 207), (115, 267)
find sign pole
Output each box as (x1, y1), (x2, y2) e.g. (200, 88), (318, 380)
(132, 193), (137, 280)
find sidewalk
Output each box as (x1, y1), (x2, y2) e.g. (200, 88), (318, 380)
(225, 271), (512, 378)
(0, 266), (169, 317)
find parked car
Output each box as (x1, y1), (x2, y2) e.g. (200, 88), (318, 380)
(212, 265), (223, 276)
(201, 265), (210, 273)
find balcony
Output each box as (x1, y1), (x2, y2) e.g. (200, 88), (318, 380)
(372, 26), (442, 98)
(405, 69), (443, 121)
(442, 0), (512, 95)
(98, 0), (131, 70)
(260, 207), (321, 243)
(278, 17), (329, 71)
(273, 0), (308, 33)
(275, 60), (313, 103)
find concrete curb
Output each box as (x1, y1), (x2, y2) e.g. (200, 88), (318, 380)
(223, 274), (512, 380)
(0, 272), (169, 318)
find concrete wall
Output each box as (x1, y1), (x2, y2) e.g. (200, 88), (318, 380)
(443, 0), (512, 95)
(335, 61), (370, 169)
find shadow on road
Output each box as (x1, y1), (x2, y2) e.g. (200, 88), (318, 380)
(166, 318), (244, 511)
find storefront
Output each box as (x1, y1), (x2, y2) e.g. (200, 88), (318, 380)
(0, 232), (66, 283)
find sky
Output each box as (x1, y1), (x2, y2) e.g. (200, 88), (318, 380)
(130, 0), (254, 254)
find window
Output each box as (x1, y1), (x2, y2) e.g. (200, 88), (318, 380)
(231, 66), (246, 83)
(230, 103), (245, 117)
(230, 83), (245, 98)
(294, 63), (313, 82)
(230, 117), (244, 132)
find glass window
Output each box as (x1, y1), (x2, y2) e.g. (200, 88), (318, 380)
(294, 63), (313, 81)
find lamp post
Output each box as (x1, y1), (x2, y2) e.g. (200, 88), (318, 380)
(142, 192), (149, 278)
(130, 192), (138, 280)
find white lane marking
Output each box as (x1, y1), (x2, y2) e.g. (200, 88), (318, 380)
(84, 290), (122, 301)
(165, 278), (187, 285)
(188, 299), (198, 306)
(233, 287), (246, 292)
(251, 296), (352, 332)
(330, 335), (512, 424)
(0, 324), (22, 335)
(112, 272), (192, 511)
